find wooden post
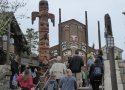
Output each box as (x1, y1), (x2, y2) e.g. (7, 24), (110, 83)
(6, 22), (10, 64)
(59, 8), (62, 57)
(98, 21), (101, 49)
(85, 11), (88, 66)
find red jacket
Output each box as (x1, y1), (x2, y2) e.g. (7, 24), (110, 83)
(16, 74), (36, 89)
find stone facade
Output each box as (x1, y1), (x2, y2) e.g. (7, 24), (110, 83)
(102, 45), (123, 60)
(50, 19), (94, 62)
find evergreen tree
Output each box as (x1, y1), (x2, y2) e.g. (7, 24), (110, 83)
(25, 28), (38, 63)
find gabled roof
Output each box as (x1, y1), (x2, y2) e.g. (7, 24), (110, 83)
(60, 19), (86, 27)
(0, 12), (29, 54)
(102, 45), (123, 52)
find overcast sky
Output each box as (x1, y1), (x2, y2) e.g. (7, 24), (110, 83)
(15, 0), (125, 59)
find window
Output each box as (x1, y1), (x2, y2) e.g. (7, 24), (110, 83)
(82, 46), (86, 52)
(78, 26), (82, 29)
(62, 42), (66, 44)
(64, 25), (69, 28)
(62, 45), (67, 50)
(54, 52), (58, 56)
(54, 50), (57, 53)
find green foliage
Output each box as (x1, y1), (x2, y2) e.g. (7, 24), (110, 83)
(0, 0), (26, 12)
(0, 12), (11, 35)
(115, 56), (121, 60)
(25, 28), (38, 54)
(0, 0), (27, 35)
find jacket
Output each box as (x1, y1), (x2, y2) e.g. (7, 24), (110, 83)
(16, 74), (36, 89)
(50, 63), (66, 79)
(11, 60), (19, 74)
(69, 55), (84, 73)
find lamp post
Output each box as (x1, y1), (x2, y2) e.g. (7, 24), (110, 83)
(106, 36), (118, 90)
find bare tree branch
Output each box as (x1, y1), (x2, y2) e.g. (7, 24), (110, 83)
(0, 0), (28, 35)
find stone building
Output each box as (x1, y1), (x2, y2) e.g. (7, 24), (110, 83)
(50, 19), (94, 62)
(0, 12), (29, 64)
(102, 45), (123, 60)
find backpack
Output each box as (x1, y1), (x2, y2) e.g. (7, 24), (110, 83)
(93, 66), (102, 78)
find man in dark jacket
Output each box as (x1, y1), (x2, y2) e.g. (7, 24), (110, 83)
(10, 55), (19, 89)
(69, 50), (84, 88)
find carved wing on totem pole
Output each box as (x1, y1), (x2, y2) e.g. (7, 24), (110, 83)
(49, 13), (55, 26)
(104, 14), (113, 36)
(32, 12), (39, 24)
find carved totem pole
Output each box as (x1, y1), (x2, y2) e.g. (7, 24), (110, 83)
(104, 14), (113, 37)
(32, 0), (55, 65)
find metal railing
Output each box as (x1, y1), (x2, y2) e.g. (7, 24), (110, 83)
(35, 69), (50, 90)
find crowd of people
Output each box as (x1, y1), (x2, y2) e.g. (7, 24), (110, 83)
(9, 49), (104, 90)
(47, 49), (104, 90)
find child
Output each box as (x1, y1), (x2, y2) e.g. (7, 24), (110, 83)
(81, 67), (89, 87)
(44, 75), (58, 90)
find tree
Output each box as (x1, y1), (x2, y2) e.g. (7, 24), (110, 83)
(0, 0), (27, 35)
(25, 28), (38, 62)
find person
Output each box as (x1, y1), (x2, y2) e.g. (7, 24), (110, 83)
(44, 75), (58, 90)
(32, 68), (38, 84)
(96, 49), (104, 65)
(59, 69), (77, 90)
(25, 64), (32, 75)
(87, 55), (94, 72)
(68, 50), (84, 88)
(89, 58), (104, 90)
(67, 56), (72, 68)
(81, 67), (89, 87)
(50, 56), (66, 84)
(10, 55), (19, 89)
(16, 69), (36, 90)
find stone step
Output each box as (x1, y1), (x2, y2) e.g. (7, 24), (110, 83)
(78, 86), (103, 90)
(118, 60), (125, 63)
(121, 74), (125, 83)
(0, 76), (10, 90)
(119, 68), (125, 74)
(118, 62), (125, 68)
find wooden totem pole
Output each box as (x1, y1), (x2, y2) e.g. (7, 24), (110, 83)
(32, 0), (55, 65)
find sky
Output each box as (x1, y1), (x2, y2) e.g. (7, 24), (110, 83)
(15, 0), (125, 59)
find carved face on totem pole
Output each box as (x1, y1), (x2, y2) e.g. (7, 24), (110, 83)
(39, 0), (48, 16)
(39, 21), (49, 32)
(39, 40), (49, 50)
(104, 14), (113, 36)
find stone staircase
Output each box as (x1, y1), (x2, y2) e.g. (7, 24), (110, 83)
(0, 65), (11, 90)
(78, 86), (103, 90)
(118, 60), (125, 89)
(0, 75), (10, 90)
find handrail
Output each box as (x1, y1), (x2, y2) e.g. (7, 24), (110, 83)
(35, 69), (50, 90)
(41, 73), (52, 90)
(42, 69), (49, 77)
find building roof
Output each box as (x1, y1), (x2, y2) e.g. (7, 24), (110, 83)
(0, 12), (29, 54)
(102, 45), (123, 52)
(60, 19), (86, 27)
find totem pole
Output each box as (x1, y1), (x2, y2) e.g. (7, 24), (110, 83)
(32, 0), (55, 65)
